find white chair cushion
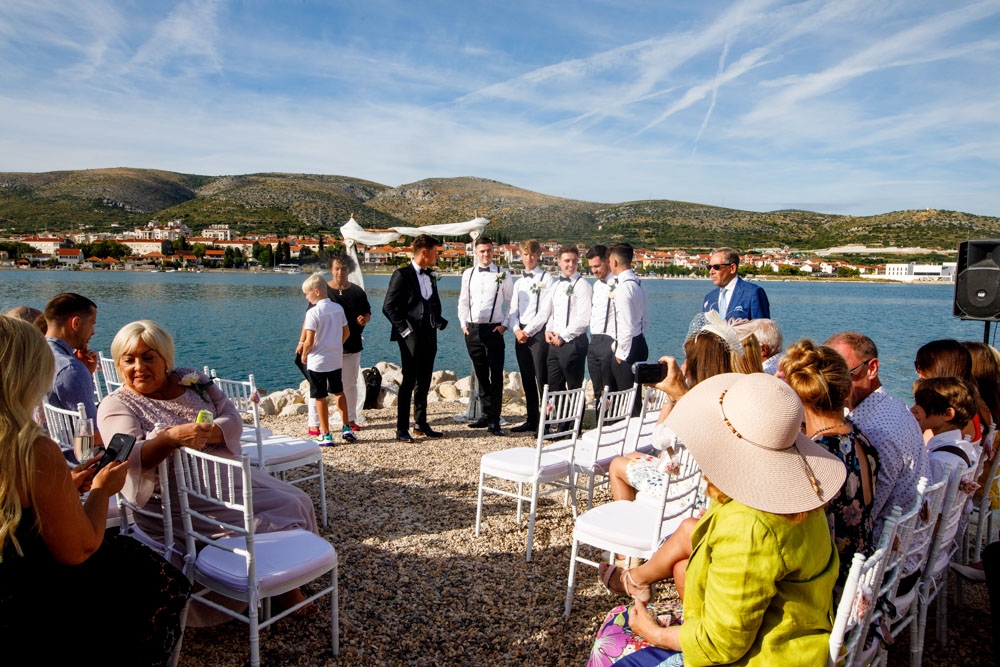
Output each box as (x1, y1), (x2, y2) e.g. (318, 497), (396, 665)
(196, 529), (337, 592)
(578, 419), (629, 445)
(240, 425), (273, 442)
(481, 447), (572, 481)
(242, 437), (320, 466)
(574, 500), (665, 552)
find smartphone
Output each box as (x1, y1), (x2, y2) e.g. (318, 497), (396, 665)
(632, 361), (668, 385)
(96, 433), (137, 472)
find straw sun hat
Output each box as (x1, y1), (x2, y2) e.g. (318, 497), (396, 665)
(665, 372), (847, 514)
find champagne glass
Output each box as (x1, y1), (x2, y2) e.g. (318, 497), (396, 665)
(74, 418), (94, 462)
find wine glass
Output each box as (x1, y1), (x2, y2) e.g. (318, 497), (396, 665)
(74, 418), (94, 462)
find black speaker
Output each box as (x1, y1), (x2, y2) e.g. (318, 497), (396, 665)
(954, 239), (1000, 321)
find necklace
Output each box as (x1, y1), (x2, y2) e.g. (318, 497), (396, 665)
(809, 420), (848, 439)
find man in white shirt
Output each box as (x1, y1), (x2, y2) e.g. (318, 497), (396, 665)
(509, 239), (556, 433)
(586, 245), (617, 416)
(607, 243), (650, 414)
(459, 237), (514, 437)
(826, 331), (930, 544)
(545, 245), (592, 391)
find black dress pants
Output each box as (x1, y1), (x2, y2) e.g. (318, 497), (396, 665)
(515, 329), (548, 426)
(397, 326), (437, 431)
(547, 335), (589, 391)
(465, 323), (505, 425)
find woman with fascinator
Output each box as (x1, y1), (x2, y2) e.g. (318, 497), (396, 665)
(588, 373), (846, 666)
(599, 312), (761, 597)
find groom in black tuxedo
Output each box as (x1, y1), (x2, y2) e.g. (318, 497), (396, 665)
(382, 234), (448, 442)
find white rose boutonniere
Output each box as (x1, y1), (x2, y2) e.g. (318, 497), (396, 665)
(566, 284), (574, 296)
(608, 282), (617, 299)
(180, 371), (213, 404)
(495, 271), (506, 286)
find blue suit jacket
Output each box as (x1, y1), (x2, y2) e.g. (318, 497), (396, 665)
(702, 277), (770, 320)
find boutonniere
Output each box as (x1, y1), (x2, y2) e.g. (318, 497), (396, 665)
(565, 284), (574, 296)
(608, 283), (617, 299)
(529, 281), (541, 295)
(179, 371), (213, 404)
(428, 270), (439, 284)
(495, 271), (506, 285)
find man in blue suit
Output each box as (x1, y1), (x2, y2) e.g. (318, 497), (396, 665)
(701, 247), (770, 321)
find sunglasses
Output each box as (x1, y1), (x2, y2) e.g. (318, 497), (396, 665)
(708, 263), (734, 271)
(848, 359), (873, 376)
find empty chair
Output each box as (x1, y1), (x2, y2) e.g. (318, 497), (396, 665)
(99, 350), (123, 395)
(828, 512), (899, 667)
(173, 447), (338, 667)
(630, 386), (667, 454)
(474, 385), (587, 562)
(564, 445), (702, 616)
(212, 372), (328, 527)
(565, 384), (637, 510)
(118, 459), (175, 559)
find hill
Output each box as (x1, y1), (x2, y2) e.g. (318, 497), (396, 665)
(1, 168), (998, 250)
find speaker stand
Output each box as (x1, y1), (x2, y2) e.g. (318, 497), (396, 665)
(984, 321), (992, 344)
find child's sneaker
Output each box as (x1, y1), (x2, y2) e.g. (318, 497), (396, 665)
(316, 432), (335, 446)
(308, 426), (321, 437)
(341, 425), (357, 443)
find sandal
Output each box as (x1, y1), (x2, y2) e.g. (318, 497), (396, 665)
(599, 563), (629, 596)
(622, 568), (653, 605)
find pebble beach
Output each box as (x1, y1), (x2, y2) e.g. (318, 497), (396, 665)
(177, 391), (995, 666)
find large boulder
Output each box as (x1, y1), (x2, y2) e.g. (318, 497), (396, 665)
(438, 382), (461, 399)
(376, 361), (403, 386)
(279, 402), (309, 417)
(257, 395), (277, 417)
(455, 375), (472, 396)
(378, 385), (399, 409)
(432, 369), (457, 385)
(505, 371), (524, 394)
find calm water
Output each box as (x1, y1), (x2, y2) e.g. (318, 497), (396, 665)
(1, 269), (989, 400)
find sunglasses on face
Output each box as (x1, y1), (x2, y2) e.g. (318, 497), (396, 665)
(708, 263), (734, 271)
(849, 359), (873, 376)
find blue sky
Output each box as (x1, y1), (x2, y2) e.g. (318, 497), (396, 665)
(1, 0), (998, 216)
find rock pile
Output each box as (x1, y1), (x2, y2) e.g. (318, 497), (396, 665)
(255, 362), (588, 418)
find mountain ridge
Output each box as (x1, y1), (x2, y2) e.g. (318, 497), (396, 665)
(1, 168), (997, 250)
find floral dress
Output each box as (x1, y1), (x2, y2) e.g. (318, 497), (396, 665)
(589, 601), (684, 667)
(815, 423), (880, 586)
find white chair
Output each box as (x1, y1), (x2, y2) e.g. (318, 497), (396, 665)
(93, 368), (104, 403)
(99, 351), (123, 395)
(173, 447), (339, 667)
(205, 370), (273, 443)
(212, 373), (328, 528)
(872, 467), (957, 667)
(575, 386), (665, 459)
(564, 446), (702, 616)
(474, 385), (587, 562)
(42, 400), (87, 453)
(118, 459), (175, 558)
(959, 449), (1000, 565)
(828, 512), (899, 667)
(567, 384), (637, 510)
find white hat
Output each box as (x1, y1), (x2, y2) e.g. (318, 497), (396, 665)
(665, 373), (846, 514)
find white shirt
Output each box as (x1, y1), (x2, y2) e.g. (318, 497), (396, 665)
(612, 269), (649, 361)
(458, 263), (514, 327)
(302, 298), (347, 372)
(412, 260), (432, 300)
(509, 267), (555, 336)
(849, 386), (930, 544)
(589, 275), (615, 336)
(545, 272), (592, 342)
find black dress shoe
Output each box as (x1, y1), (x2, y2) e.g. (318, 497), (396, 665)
(467, 417), (489, 429)
(487, 424), (507, 437)
(414, 424), (444, 438)
(396, 430), (415, 443)
(510, 422), (538, 433)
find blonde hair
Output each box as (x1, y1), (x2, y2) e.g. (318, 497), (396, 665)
(731, 334), (764, 374)
(780, 340), (851, 414)
(111, 320), (176, 372)
(0, 315), (55, 558)
(302, 272), (327, 294)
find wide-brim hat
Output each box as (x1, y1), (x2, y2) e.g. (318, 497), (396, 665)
(665, 373), (846, 514)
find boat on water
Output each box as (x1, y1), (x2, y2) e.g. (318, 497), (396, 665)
(277, 263), (303, 274)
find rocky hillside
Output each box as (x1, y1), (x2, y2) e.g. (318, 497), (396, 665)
(1, 168), (998, 250)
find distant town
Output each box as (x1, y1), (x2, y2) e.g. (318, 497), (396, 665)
(0, 218), (957, 282)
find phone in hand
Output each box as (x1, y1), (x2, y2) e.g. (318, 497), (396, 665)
(632, 361), (668, 385)
(96, 433), (137, 472)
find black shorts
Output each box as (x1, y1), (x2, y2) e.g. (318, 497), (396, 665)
(308, 368), (344, 399)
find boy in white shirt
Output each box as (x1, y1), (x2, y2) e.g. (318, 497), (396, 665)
(910, 377), (978, 480)
(297, 273), (354, 444)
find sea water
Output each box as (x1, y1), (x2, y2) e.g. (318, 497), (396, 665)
(1, 269), (988, 399)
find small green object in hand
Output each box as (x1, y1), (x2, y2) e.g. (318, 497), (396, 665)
(196, 410), (214, 425)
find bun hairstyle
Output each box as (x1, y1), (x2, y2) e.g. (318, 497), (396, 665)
(780, 340), (851, 414)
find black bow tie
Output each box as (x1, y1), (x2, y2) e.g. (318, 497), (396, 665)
(420, 268), (433, 275)
(524, 270), (534, 277)
(478, 267), (492, 272)
(559, 276), (571, 282)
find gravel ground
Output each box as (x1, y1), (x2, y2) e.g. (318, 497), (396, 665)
(178, 399), (995, 667)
